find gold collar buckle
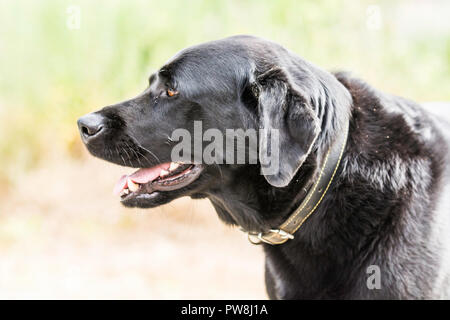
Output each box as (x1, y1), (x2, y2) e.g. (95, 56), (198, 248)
(247, 229), (294, 245)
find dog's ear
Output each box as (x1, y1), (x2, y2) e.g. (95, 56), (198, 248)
(256, 68), (320, 187)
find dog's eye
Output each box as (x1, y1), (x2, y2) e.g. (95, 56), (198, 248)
(167, 89), (178, 97)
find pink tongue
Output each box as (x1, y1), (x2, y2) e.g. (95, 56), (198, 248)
(113, 163), (171, 195)
(129, 163), (171, 183)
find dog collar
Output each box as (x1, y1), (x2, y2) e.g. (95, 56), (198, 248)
(247, 121), (349, 245)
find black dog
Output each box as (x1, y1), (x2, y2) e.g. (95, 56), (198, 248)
(78, 35), (450, 299)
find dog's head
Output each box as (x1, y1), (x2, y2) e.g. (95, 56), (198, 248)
(78, 35), (351, 230)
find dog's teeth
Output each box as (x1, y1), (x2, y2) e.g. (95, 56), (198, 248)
(127, 179), (139, 192)
(119, 189), (129, 196)
(169, 162), (180, 171)
(160, 169), (169, 177)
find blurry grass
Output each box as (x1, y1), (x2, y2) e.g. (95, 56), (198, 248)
(0, 0), (449, 186)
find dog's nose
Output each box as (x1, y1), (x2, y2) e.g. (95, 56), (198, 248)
(77, 113), (106, 143)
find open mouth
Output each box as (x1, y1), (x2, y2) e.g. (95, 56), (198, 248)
(113, 162), (204, 202)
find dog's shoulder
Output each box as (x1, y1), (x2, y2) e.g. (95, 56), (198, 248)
(334, 71), (449, 148)
(330, 71), (450, 298)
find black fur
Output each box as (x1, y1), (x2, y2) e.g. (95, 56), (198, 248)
(78, 35), (450, 299)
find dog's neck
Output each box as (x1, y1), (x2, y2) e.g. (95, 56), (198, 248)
(250, 119), (349, 245)
(207, 73), (352, 237)
(264, 73), (353, 231)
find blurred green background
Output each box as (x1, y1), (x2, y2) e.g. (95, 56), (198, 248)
(0, 0), (449, 298)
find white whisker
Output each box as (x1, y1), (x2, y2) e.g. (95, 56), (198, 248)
(116, 146), (127, 166)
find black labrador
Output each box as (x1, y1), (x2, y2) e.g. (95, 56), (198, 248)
(78, 35), (450, 299)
